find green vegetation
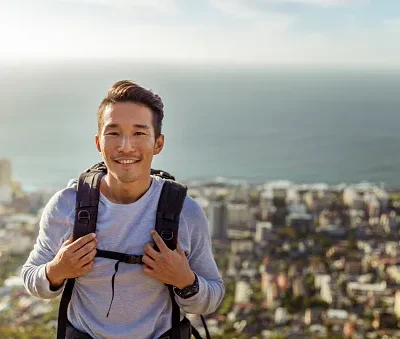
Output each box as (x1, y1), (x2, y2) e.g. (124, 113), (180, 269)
(282, 295), (329, 314)
(0, 252), (29, 285)
(389, 193), (400, 202)
(0, 249), (59, 338)
(212, 331), (249, 339)
(362, 310), (374, 321)
(218, 280), (235, 315)
(0, 325), (55, 339)
(276, 226), (296, 239)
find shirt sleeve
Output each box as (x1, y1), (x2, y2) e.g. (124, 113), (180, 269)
(21, 187), (76, 299)
(174, 197), (225, 314)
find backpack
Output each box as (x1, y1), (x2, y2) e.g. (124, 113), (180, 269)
(57, 162), (211, 339)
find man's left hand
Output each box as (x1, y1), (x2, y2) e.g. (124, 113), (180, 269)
(142, 230), (195, 290)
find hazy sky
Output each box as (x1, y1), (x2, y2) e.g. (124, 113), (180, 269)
(1, 0), (399, 67)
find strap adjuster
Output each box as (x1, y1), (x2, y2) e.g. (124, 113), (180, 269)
(77, 210), (91, 223)
(124, 255), (142, 265)
(157, 212), (177, 221)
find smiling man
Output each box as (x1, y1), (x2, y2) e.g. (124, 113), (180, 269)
(21, 81), (225, 339)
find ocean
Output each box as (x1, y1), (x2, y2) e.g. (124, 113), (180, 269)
(1, 61), (399, 190)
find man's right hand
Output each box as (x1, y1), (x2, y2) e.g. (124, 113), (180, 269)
(45, 233), (97, 290)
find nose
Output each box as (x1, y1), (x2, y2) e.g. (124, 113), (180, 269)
(118, 135), (136, 153)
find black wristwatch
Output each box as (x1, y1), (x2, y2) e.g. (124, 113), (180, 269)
(174, 273), (199, 299)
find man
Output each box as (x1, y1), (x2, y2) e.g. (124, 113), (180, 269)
(21, 80), (225, 338)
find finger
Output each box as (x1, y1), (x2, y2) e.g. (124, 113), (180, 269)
(80, 261), (94, 275)
(143, 266), (156, 277)
(151, 231), (169, 253)
(67, 233), (96, 252)
(62, 234), (73, 246)
(144, 243), (159, 260)
(176, 242), (185, 256)
(78, 248), (97, 267)
(142, 254), (156, 269)
(74, 239), (97, 259)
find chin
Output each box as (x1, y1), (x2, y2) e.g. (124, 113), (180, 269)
(117, 174), (139, 183)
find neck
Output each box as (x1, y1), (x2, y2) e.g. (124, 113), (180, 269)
(100, 175), (152, 204)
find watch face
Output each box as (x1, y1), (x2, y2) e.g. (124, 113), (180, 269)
(175, 274), (199, 298)
(181, 287), (197, 298)
(185, 285), (198, 297)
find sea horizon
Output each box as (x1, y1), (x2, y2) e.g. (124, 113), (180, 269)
(1, 62), (400, 190)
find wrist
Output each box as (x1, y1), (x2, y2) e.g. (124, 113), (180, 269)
(45, 261), (65, 290)
(174, 272), (199, 299)
(175, 271), (195, 290)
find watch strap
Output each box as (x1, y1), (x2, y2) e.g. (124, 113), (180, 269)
(174, 273), (199, 299)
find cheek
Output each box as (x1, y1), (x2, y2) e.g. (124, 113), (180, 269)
(100, 141), (106, 152)
(138, 140), (156, 152)
(100, 141), (113, 157)
(101, 138), (115, 148)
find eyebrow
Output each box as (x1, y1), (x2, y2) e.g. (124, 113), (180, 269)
(104, 123), (150, 129)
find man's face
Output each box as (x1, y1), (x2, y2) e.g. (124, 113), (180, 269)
(95, 102), (164, 184)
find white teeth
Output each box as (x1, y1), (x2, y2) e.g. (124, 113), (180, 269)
(116, 159), (139, 164)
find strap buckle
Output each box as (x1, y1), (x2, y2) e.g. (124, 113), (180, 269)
(124, 255), (141, 265)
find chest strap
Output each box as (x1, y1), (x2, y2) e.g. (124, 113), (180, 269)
(96, 249), (143, 265)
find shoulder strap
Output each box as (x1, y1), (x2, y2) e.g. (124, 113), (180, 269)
(72, 170), (104, 240)
(151, 169), (176, 181)
(155, 180), (187, 339)
(155, 180), (187, 251)
(57, 170), (104, 339)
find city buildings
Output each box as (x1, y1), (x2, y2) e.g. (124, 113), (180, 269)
(2, 162), (400, 338)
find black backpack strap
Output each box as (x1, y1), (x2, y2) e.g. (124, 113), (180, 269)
(155, 180), (187, 339)
(57, 170), (104, 339)
(191, 325), (203, 339)
(168, 285), (182, 339)
(200, 315), (211, 339)
(151, 169), (175, 181)
(95, 249), (143, 264)
(155, 180), (187, 251)
(57, 279), (76, 339)
(73, 170), (104, 240)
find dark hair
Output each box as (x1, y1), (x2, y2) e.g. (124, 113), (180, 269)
(97, 80), (164, 138)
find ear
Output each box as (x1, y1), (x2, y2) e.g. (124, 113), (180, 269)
(153, 134), (164, 155)
(95, 135), (101, 153)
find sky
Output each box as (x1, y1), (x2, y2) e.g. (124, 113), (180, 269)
(0, 0), (399, 67)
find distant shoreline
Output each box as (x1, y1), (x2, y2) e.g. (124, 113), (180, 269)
(20, 177), (400, 194)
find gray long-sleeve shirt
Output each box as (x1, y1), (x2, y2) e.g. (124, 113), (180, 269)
(21, 176), (224, 339)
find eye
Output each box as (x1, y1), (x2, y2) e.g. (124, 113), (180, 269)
(106, 132), (119, 136)
(135, 132), (146, 136)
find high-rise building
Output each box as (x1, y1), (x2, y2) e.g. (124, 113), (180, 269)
(293, 278), (306, 297)
(275, 307), (288, 325)
(287, 213), (313, 236)
(227, 203), (250, 227)
(0, 159), (12, 204)
(255, 222), (272, 243)
(0, 159), (12, 186)
(234, 280), (251, 304)
(207, 201), (228, 240)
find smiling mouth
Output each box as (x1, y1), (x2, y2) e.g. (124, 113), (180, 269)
(114, 159), (141, 165)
